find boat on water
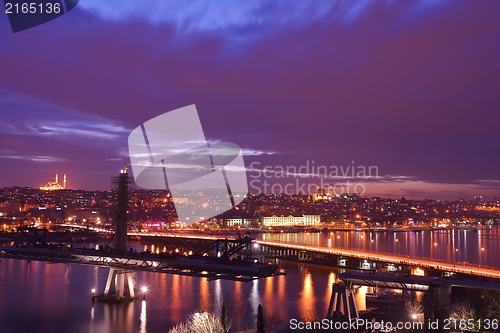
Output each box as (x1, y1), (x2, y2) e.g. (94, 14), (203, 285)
(365, 290), (405, 305)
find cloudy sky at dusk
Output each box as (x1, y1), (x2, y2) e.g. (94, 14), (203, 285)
(0, 0), (499, 200)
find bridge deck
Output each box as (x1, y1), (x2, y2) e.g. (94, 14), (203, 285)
(339, 271), (500, 291)
(256, 239), (500, 280)
(1, 246), (282, 282)
(27, 228), (500, 281)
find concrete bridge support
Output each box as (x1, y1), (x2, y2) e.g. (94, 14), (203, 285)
(326, 282), (358, 321)
(424, 282), (451, 333)
(298, 251), (309, 260)
(101, 268), (135, 301)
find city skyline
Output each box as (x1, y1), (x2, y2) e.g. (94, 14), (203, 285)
(1, 1), (500, 200)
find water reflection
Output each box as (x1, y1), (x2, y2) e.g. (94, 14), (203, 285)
(324, 272), (336, 309)
(258, 227), (500, 267)
(140, 300), (147, 333)
(101, 301), (134, 333)
(275, 274), (287, 320)
(263, 273), (274, 312)
(249, 278), (260, 314)
(214, 279), (222, 310)
(170, 274), (183, 322)
(89, 305), (95, 333)
(354, 286), (367, 311)
(198, 275), (210, 311)
(2, 227), (500, 333)
(298, 268), (316, 319)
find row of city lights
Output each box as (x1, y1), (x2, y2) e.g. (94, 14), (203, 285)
(90, 286), (148, 294)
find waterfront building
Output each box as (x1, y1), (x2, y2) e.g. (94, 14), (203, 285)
(260, 214), (321, 227)
(217, 217), (258, 227)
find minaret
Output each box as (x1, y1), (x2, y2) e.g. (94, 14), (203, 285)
(55, 171), (59, 184)
(63, 172), (67, 189)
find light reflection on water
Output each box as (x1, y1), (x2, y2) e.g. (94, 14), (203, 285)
(299, 268), (316, 319)
(1, 227), (500, 333)
(0, 259), (339, 333)
(258, 227), (500, 267)
(354, 285), (367, 311)
(140, 300), (147, 333)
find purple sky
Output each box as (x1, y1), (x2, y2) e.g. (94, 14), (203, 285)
(0, 0), (499, 200)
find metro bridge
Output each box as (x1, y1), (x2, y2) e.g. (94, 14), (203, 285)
(0, 230), (282, 302)
(103, 232), (500, 281)
(1, 238), (280, 282)
(0, 169), (282, 302)
(52, 226), (500, 280)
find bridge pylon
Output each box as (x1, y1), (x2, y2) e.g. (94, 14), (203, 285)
(326, 282), (358, 321)
(114, 167), (129, 253)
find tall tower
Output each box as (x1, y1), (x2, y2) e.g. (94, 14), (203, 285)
(115, 166), (129, 253)
(55, 171), (59, 184)
(63, 172), (67, 189)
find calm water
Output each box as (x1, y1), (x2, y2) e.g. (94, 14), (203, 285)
(1, 227), (499, 333)
(258, 227), (500, 267)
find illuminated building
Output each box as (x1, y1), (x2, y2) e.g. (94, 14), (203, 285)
(40, 171), (67, 190)
(217, 217), (257, 227)
(313, 184), (335, 201)
(261, 214), (321, 227)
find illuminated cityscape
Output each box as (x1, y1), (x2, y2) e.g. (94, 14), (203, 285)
(1, 185), (499, 231)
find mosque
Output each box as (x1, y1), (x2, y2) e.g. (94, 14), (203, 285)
(40, 171), (67, 191)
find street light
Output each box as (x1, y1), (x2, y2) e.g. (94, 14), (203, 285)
(141, 286), (148, 300)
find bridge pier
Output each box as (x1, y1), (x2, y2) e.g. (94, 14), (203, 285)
(326, 282), (358, 321)
(424, 282), (451, 333)
(95, 268), (136, 302)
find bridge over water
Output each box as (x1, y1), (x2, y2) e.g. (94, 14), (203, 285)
(164, 234), (500, 332)
(45, 226), (500, 288)
(254, 239), (500, 280)
(127, 233), (500, 281)
(0, 170), (282, 302)
(1, 240), (280, 282)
